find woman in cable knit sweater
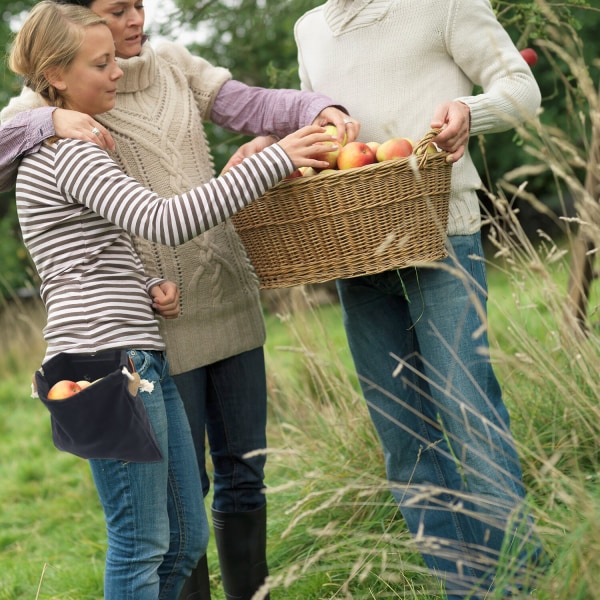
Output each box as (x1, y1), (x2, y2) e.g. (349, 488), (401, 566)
(9, 2), (337, 598)
(0, 1), (358, 598)
(291, 1), (546, 598)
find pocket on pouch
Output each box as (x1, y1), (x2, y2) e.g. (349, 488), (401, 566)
(34, 350), (162, 462)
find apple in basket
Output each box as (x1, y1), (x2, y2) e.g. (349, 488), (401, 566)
(47, 379), (83, 400)
(415, 140), (439, 156)
(284, 169), (303, 180)
(376, 137), (413, 162)
(299, 166), (319, 177)
(366, 141), (381, 155)
(337, 141), (377, 170)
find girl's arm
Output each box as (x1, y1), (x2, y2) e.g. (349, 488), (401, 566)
(50, 125), (334, 246)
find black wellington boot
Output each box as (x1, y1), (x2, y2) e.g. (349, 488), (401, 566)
(179, 554), (212, 600)
(212, 505), (270, 600)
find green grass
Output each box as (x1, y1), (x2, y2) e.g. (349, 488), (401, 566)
(3, 238), (600, 598)
(0, 374), (105, 600)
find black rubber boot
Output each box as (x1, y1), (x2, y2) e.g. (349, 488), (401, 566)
(212, 505), (270, 600)
(179, 554), (212, 600)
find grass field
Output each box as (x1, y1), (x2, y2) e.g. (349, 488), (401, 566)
(2, 226), (600, 599)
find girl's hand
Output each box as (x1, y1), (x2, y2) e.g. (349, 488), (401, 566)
(150, 281), (180, 319)
(221, 135), (276, 174)
(277, 125), (338, 170)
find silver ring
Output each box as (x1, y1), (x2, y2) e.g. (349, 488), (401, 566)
(343, 118), (353, 124)
(91, 127), (101, 136)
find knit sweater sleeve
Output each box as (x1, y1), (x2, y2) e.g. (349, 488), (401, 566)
(54, 139), (294, 246)
(448, 0), (541, 134)
(155, 41), (232, 121)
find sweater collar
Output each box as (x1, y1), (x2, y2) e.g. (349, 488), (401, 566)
(324, 0), (391, 35)
(116, 43), (156, 94)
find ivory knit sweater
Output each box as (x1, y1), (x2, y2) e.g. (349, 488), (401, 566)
(295, 0), (541, 236)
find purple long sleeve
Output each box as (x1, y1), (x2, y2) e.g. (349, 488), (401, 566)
(0, 82), (343, 192)
(0, 107), (56, 192)
(210, 79), (344, 138)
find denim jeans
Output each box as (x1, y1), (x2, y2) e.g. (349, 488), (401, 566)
(336, 233), (542, 599)
(172, 346), (268, 513)
(89, 350), (209, 600)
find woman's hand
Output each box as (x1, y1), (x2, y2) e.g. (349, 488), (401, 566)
(312, 106), (361, 144)
(52, 108), (116, 151)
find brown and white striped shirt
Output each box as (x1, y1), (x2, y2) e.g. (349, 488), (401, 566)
(17, 138), (293, 361)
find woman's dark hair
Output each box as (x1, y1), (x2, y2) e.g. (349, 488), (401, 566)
(54, 0), (95, 8)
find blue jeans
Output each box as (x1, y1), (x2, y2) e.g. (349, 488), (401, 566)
(89, 350), (209, 600)
(172, 347), (268, 513)
(336, 233), (542, 599)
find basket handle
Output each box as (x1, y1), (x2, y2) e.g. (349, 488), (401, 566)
(413, 128), (446, 168)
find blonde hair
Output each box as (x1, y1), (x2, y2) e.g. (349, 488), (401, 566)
(9, 1), (107, 108)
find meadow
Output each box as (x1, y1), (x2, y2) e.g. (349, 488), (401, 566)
(1, 209), (600, 599)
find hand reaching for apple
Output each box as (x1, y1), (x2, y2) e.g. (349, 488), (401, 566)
(311, 107), (361, 145)
(275, 125), (339, 171)
(221, 135), (276, 174)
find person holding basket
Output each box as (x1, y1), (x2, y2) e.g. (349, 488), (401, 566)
(227, 0), (546, 598)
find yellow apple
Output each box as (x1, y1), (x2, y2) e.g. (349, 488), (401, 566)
(337, 141), (377, 170)
(299, 166), (318, 177)
(47, 379), (82, 400)
(366, 141), (381, 154)
(76, 380), (92, 389)
(415, 141), (439, 155)
(315, 124), (347, 168)
(376, 137), (413, 162)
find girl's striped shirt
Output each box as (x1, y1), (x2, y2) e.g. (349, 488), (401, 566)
(17, 139), (293, 361)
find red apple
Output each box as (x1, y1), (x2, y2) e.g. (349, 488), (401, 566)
(520, 48), (538, 67)
(47, 379), (82, 400)
(315, 124), (346, 168)
(285, 169), (303, 180)
(337, 141), (376, 170)
(376, 137), (413, 162)
(76, 380), (92, 390)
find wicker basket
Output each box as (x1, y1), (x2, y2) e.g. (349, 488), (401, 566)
(232, 129), (452, 289)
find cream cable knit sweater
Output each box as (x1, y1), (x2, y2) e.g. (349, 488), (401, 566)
(96, 43), (258, 375)
(295, 0), (541, 236)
